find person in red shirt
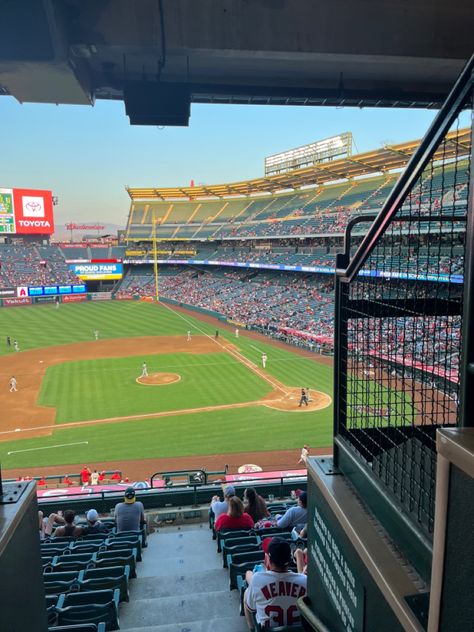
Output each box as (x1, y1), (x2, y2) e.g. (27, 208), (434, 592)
(215, 496), (254, 531)
(63, 475), (73, 486)
(111, 471), (121, 481)
(38, 476), (46, 486)
(98, 471), (106, 482)
(80, 466), (91, 485)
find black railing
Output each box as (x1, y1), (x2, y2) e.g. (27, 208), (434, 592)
(333, 54), (473, 556)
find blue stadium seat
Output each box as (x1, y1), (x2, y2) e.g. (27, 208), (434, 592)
(56, 589), (120, 631)
(49, 624), (106, 632)
(96, 549), (137, 578)
(227, 550), (265, 590)
(78, 565), (130, 602)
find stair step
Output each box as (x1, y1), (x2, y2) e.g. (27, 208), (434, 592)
(119, 591), (240, 629)
(129, 569), (227, 598)
(119, 614), (248, 632)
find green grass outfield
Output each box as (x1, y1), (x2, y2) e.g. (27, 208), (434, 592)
(40, 353), (273, 423)
(0, 300), (404, 470)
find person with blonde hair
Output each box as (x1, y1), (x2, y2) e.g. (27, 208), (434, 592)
(215, 496), (254, 531)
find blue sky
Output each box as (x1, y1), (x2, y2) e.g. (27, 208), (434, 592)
(0, 96), (448, 225)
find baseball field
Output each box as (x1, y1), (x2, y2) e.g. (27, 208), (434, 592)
(0, 300), (339, 478)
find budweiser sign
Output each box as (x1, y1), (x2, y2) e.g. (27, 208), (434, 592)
(66, 223), (105, 231)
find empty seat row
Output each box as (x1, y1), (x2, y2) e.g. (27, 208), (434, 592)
(46, 589), (120, 631)
(43, 565), (130, 602)
(43, 548), (138, 578)
(42, 534), (142, 561)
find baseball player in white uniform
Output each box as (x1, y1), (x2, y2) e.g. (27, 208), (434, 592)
(94, 330), (99, 341)
(141, 362), (148, 377)
(235, 328), (239, 338)
(262, 353), (267, 369)
(187, 330), (192, 342)
(13, 340), (19, 352)
(9, 376), (17, 392)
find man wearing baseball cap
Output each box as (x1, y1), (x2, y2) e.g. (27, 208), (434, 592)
(83, 509), (109, 535)
(244, 537), (307, 629)
(114, 487), (146, 532)
(210, 484), (236, 521)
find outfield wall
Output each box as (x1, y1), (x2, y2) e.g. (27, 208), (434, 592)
(0, 291), (113, 308)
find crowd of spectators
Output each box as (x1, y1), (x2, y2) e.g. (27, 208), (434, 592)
(0, 244), (77, 287)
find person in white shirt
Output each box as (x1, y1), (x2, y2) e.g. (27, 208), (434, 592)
(9, 376), (17, 392)
(141, 362), (148, 377)
(262, 353), (267, 369)
(90, 470), (99, 485)
(244, 537), (307, 629)
(235, 328), (239, 338)
(187, 330), (192, 342)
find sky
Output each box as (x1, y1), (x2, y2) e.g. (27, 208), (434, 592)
(0, 96), (451, 226)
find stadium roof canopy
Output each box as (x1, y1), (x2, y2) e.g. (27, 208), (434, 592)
(0, 1), (473, 125)
(127, 127), (471, 200)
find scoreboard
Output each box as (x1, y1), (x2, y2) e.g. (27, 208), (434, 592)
(0, 189), (15, 233)
(0, 188), (55, 235)
(265, 132), (353, 176)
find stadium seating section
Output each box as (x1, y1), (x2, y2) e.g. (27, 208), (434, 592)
(124, 160), (469, 241)
(41, 520), (148, 630)
(0, 244), (78, 287)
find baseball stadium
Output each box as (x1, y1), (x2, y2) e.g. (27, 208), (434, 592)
(2, 128), (467, 478)
(0, 3), (473, 632)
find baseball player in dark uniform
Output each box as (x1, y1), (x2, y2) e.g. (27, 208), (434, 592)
(298, 388), (309, 407)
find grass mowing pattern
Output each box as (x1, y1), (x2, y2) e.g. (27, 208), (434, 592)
(0, 301), (192, 354)
(0, 405), (334, 470)
(0, 301), (336, 468)
(40, 353), (272, 423)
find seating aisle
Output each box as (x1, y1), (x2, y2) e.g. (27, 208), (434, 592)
(119, 523), (248, 632)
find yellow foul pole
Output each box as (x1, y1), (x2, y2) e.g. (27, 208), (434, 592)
(153, 215), (159, 302)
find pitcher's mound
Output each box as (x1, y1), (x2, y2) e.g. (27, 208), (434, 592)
(262, 387), (331, 412)
(136, 372), (181, 386)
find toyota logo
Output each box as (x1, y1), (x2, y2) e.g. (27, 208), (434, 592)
(25, 201), (42, 213)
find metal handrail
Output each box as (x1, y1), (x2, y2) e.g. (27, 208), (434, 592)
(37, 472), (308, 505)
(340, 53), (474, 283)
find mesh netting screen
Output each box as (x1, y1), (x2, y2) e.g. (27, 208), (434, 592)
(339, 118), (471, 536)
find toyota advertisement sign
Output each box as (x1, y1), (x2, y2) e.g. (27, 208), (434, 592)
(0, 188), (54, 235)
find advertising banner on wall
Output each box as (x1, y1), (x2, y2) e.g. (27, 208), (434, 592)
(69, 263), (123, 280)
(3, 297), (32, 307)
(0, 288), (15, 297)
(89, 292), (113, 301)
(35, 296), (56, 304)
(63, 294), (87, 303)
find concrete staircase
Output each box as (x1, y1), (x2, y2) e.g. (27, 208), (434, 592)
(119, 523), (248, 632)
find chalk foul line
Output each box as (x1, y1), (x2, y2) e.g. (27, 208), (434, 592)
(7, 441), (89, 455)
